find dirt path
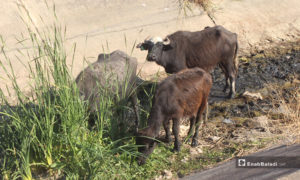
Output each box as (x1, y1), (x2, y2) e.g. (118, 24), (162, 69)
(1, 0), (300, 100)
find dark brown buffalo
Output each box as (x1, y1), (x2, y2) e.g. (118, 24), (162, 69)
(137, 25), (238, 98)
(136, 67), (212, 165)
(76, 50), (140, 132)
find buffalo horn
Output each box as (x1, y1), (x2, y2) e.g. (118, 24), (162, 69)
(163, 37), (171, 45)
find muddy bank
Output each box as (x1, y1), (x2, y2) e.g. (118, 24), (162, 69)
(209, 47), (300, 117)
(192, 46), (300, 150)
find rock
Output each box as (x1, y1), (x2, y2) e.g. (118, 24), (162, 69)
(223, 118), (234, 124)
(163, 170), (173, 179)
(242, 91), (263, 100)
(209, 136), (221, 142)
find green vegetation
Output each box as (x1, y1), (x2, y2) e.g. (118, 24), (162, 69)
(0, 2), (141, 179)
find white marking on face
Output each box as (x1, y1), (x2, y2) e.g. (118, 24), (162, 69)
(150, 37), (163, 44)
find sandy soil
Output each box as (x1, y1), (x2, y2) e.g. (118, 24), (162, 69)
(0, 0), (300, 99)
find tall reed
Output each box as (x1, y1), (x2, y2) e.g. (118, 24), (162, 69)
(0, 1), (142, 179)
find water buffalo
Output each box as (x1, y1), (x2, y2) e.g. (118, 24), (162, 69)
(136, 67), (212, 165)
(76, 50), (140, 132)
(137, 25), (238, 98)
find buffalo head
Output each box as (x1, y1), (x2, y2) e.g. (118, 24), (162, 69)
(137, 36), (172, 63)
(135, 128), (157, 165)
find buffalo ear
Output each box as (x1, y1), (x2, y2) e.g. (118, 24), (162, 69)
(136, 43), (148, 51)
(163, 44), (172, 51)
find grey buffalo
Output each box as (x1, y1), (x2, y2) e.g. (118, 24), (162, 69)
(76, 50), (140, 132)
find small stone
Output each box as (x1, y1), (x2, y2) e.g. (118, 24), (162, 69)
(223, 118), (234, 124)
(242, 91), (263, 100)
(210, 136), (221, 142)
(163, 170), (173, 179)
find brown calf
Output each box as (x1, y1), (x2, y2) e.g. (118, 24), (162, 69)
(136, 67), (212, 165)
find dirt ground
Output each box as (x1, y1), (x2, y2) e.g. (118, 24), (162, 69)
(1, 0), (300, 101)
(163, 46), (300, 152)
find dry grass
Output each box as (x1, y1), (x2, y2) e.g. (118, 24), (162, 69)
(178, 0), (211, 10)
(177, 0), (216, 24)
(189, 0), (211, 8)
(266, 82), (300, 142)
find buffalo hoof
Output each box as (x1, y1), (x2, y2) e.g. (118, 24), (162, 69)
(172, 144), (181, 152)
(165, 137), (172, 143)
(191, 139), (198, 147)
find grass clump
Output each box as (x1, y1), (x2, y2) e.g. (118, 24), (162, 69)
(0, 2), (141, 179)
(178, 0), (215, 23)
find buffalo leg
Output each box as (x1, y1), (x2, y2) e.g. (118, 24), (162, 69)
(187, 116), (195, 136)
(228, 75), (236, 99)
(172, 118), (181, 151)
(192, 98), (207, 147)
(223, 78), (230, 93)
(163, 119), (172, 143)
(130, 92), (140, 133)
(220, 63), (229, 93)
(185, 116), (196, 142)
(204, 101), (209, 123)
